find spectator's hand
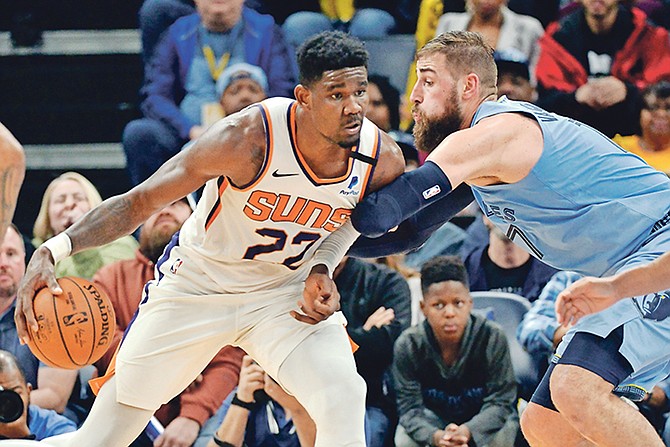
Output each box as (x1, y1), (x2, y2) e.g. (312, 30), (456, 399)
(591, 76), (627, 108)
(237, 355), (265, 403)
(556, 276), (621, 326)
(362, 306), (395, 331)
(189, 125), (206, 141)
(15, 246), (61, 344)
(154, 416), (200, 447)
(441, 423), (470, 447)
(292, 264), (340, 325)
(185, 374), (203, 392)
(575, 83), (601, 109)
(645, 386), (668, 409)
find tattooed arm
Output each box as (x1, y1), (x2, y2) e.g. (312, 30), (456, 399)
(15, 107), (267, 341)
(0, 123), (25, 239)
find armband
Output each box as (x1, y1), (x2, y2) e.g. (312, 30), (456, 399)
(351, 161), (452, 237)
(41, 232), (72, 263)
(231, 393), (255, 410)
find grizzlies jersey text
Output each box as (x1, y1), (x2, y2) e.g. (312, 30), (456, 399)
(470, 98), (670, 276)
(177, 97), (380, 292)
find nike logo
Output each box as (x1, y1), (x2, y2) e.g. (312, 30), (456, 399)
(272, 169), (299, 178)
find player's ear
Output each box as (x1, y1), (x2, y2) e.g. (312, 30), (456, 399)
(294, 84), (312, 109)
(462, 73), (480, 100)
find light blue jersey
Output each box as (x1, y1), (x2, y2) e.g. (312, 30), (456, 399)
(470, 97), (670, 277)
(468, 98), (670, 398)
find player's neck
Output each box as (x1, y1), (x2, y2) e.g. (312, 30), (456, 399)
(294, 114), (352, 179)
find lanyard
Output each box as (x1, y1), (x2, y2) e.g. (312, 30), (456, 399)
(198, 21), (243, 81)
(202, 46), (230, 81)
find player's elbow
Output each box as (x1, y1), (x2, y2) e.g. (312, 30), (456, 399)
(351, 197), (401, 238)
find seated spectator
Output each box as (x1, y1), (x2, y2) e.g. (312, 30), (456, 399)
(201, 354), (316, 447)
(435, 0), (544, 79)
(613, 81), (670, 173)
(138, 0), (195, 66)
(0, 225), (85, 425)
(334, 256), (412, 446)
(516, 270), (581, 367)
(516, 270), (670, 445)
(461, 216), (558, 302)
(393, 256), (519, 447)
(0, 350), (76, 441)
(494, 48), (537, 102)
(281, 0), (399, 50)
(536, 0), (670, 138)
(123, 0), (298, 186)
(202, 63), (269, 127)
(366, 74), (418, 166)
(92, 199), (244, 447)
(32, 172), (138, 280)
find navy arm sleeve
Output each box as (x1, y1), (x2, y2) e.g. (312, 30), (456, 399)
(348, 183), (474, 258)
(351, 161), (453, 238)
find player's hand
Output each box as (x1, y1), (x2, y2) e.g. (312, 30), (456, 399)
(292, 264), (341, 325)
(15, 246), (62, 344)
(237, 355), (264, 403)
(556, 276), (621, 326)
(362, 306), (395, 331)
(154, 416), (200, 447)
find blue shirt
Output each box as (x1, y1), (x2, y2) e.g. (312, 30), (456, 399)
(470, 98), (670, 276)
(0, 302), (39, 387)
(28, 404), (77, 440)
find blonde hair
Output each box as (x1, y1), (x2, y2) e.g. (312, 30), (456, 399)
(33, 172), (103, 244)
(418, 30), (498, 95)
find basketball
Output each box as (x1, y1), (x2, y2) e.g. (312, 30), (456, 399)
(26, 276), (116, 369)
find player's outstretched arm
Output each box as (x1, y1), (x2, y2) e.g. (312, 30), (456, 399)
(349, 183), (474, 258)
(556, 252), (670, 325)
(15, 107), (267, 342)
(0, 122), (25, 239)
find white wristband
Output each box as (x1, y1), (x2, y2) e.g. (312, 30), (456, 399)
(41, 233), (73, 263)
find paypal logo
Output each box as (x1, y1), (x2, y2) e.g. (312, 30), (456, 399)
(340, 176), (360, 196)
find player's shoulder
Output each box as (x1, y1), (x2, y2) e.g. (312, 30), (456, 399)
(369, 129), (405, 192)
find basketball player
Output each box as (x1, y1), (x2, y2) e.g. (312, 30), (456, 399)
(0, 123), (25, 241)
(14, 31), (405, 447)
(348, 31), (670, 446)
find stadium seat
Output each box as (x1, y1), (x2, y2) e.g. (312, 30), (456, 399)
(470, 291), (543, 401)
(362, 34), (416, 93)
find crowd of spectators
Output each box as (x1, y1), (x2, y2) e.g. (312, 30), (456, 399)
(3, 0), (670, 445)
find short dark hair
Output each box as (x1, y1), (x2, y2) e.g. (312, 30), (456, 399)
(642, 81), (670, 109)
(420, 256), (469, 294)
(0, 350), (26, 383)
(296, 31), (368, 86)
(368, 74), (400, 130)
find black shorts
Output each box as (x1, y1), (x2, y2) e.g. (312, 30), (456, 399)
(530, 326), (633, 411)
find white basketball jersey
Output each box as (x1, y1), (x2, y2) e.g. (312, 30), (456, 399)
(177, 97), (381, 293)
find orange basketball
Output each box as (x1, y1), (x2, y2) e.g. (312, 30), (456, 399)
(26, 276), (116, 369)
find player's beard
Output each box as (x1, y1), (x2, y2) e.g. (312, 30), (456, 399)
(413, 91), (463, 154)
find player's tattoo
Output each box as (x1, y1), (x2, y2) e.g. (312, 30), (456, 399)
(0, 164), (23, 234)
(69, 195), (135, 252)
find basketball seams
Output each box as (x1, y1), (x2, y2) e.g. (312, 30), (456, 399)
(55, 277), (84, 368)
(27, 276), (114, 370)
